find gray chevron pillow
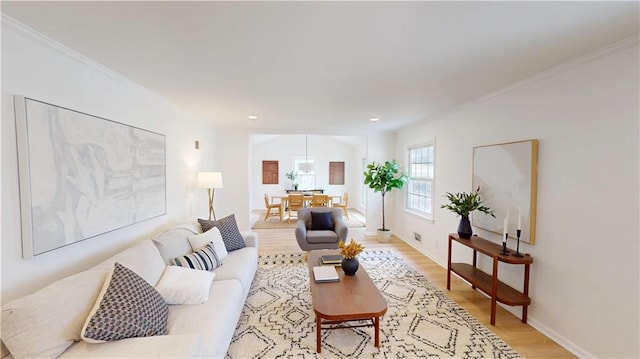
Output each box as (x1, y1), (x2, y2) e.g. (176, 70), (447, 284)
(81, 262), (168, 343)
(198, 215), (246, 251)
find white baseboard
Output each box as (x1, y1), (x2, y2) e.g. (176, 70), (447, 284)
(526, 317), (594, 358)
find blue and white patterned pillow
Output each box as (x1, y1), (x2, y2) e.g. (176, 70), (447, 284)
(171, 242), (221, 271)
(198, 215), (246, 251)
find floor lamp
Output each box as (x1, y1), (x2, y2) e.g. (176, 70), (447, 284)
(197, 172), (223, 220)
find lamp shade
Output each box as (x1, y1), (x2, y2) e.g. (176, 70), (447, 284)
(298, 162), (314, 172)
(197, 172), (223, 189)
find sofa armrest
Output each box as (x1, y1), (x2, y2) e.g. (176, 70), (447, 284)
(294, 220), (308, 248)
(334, 220), (349, 242)
(241, 231), (258, 248)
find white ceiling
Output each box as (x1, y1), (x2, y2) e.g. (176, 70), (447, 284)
(2, 1), (638, 134)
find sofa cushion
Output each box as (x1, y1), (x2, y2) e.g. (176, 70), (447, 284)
(170, 242), (221, 271)
(1, 268), (108, 359)
(95, 240), (166, 287)
(166, 279), (245, 358)
(311, 211), (334, 230)
(199, 215), (246, 251)
(307, 230), (339, 243)
(212, 246), (258, 295)
(188, 227), (228, 260)
(60, 334), (202, 358)
(82, 263), (168, 343)
(152, 228), (197, 264)
(155, 266), (215, 305)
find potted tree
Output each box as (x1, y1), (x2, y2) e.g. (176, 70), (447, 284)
(440, 187), (495, 239)
(363, 160), (409, 242)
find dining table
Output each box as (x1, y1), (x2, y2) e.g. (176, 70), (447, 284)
(271, 193), (342, 207)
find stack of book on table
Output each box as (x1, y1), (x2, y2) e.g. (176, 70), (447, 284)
(312, 266), (339, 283)
(318, 254), (343, 266)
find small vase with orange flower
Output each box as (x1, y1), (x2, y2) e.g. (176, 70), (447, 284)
(338, 239), (364, 276)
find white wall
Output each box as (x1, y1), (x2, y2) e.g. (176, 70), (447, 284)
(351, 137), (369, 215)
(214, 128), (251, 230)
(364, 132), (398, 235)
(249, 134), (364, 210)
(1, 18), (216, 303)
(393, 40), (639, 358)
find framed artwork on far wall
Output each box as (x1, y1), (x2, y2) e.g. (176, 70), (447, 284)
(329, 161), (345, 185)
(472, 139), (538, 244)
(262, 160), (279, 184)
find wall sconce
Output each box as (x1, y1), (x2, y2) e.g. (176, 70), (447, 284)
(197, 172), (223, 220)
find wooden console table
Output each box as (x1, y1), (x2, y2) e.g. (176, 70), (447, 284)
(447, 233), (533, 325)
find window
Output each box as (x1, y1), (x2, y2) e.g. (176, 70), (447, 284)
(293, 158), (315, 189)
(406, 143), (434, 218)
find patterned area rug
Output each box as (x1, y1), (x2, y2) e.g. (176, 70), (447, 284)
(226, 251), (521, 358)
(251, 209), (365, 229)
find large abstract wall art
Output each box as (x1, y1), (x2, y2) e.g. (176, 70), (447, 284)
(472, 139), (538, 244)
(14, 96), (166, 258)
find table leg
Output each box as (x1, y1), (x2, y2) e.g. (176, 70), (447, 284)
(471, 249), (477, 290)
(316, 316), (322, 353)
(374, 316), (380, 347)
(447, 237), (452, 290)
(491, 257), (498, 325)
(522, 263), (531, 323)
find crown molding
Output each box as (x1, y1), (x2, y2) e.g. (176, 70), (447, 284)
(1, 14), (148, 92)
(411, 34), (640, 128)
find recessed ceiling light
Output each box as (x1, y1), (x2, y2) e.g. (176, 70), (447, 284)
(369, 118), (379, 122)
(248, 115), (258, 120)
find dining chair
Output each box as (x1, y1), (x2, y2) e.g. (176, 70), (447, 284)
(287, 193), (305, 222)
(310, 194), (329, 207)
(263, 194), (283, 221)
(333, 192), (349, 219)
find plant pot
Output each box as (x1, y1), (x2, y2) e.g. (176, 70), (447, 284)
(458, 215), (473, 239)
(377, 229), (392, 243)
(341, 257), (359, 276)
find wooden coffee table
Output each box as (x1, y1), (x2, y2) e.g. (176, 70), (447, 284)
(307, 250), (387, 353)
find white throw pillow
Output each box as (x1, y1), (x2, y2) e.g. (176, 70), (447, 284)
(188, 227), (228, 260)
(155, 266), (216, 305)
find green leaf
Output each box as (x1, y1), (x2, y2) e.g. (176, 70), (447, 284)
(440, 186), (495, 218)
(363, 159), (409, 230)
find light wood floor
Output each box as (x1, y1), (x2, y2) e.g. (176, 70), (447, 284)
(254, 225), (576, 359)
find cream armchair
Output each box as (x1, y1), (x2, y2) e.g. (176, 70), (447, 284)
(295, 208), (348, 251)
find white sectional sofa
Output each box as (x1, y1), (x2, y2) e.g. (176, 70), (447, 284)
(1, 220), (258, 358)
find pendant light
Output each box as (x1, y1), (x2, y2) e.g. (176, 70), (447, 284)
(298, 135), (314, 172)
